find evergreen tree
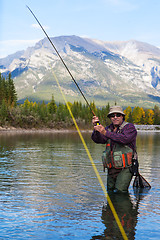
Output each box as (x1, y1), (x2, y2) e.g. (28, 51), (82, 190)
(0, 99), (8, 124)
(80, 103), (90, 124)
(0, 73), (4, 104)
(39, 101), (48, 121)
(71, 101), (82, 119)
(0, 73), (17, 106)
(56, 103), (70, 122)
(7, 73), (17, 106)
(153, 105), (160, 124)
(0, 74), (7, 104)
(47, 95), (57, 114)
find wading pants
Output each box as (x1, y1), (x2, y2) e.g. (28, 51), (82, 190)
(107, 168), (132, 192)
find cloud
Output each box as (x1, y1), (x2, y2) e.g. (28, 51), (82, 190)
(31, 24), (50, 31)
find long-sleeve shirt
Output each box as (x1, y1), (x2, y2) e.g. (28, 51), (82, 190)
(91, 122), (137, 151)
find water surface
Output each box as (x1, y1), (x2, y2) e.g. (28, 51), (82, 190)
(0, 131), (159, 239)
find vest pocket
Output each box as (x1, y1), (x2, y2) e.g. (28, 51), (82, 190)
(113, 151), (123, 168)
(102, 150), (111, 171)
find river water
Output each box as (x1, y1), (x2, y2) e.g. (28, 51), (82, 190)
(0, 131), (159, 240)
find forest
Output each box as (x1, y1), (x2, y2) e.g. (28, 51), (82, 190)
(1, 73), (160, 129)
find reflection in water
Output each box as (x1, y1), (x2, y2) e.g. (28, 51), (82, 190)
(91, 187), (152, 240)
(91, 192), (139, 240)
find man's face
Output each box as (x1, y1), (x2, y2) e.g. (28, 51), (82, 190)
(109, 113), (123, 126)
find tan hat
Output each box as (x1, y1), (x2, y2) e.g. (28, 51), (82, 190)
(107, 106), (125, 117)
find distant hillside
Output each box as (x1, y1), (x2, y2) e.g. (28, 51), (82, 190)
(1, 35), (160, 108)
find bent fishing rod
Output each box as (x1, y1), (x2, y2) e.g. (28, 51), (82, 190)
(26, 5), (96, 116)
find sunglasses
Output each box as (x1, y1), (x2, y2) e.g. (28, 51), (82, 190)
(110, 113), (122, 118)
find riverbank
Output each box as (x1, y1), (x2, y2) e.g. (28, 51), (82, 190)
(134, 125), (160, 131)
(0, 126), (93, 133)
(0, 125), (160, 133)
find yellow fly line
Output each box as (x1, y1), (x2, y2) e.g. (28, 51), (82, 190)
(50, 67), (128, 240)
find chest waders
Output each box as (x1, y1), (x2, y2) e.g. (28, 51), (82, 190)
(102, 122), (133, 172)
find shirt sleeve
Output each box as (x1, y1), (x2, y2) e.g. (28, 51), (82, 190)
(91, 128), (109, 144)
(105, 123), (137, 144)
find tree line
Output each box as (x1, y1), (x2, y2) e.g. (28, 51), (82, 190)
(0, 73), (160, 129)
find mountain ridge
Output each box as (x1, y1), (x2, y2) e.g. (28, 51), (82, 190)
(1, 35), (160, 108)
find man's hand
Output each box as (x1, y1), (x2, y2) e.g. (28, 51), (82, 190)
(94, 124), (107, 136)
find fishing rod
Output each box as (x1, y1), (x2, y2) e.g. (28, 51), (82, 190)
(26, 5), (96, 116)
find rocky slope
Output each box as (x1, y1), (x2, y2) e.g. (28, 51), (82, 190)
(1, 35), (160, 107)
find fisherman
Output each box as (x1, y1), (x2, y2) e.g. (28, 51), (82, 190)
(91, 106), (137, 193)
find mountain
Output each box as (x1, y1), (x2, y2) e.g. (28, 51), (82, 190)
(1, 35), (160, 108)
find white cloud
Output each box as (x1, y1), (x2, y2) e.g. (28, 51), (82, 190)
(31, 24), (50, 31)
(80, 35), (91, 38)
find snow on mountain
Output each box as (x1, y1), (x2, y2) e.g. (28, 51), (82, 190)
(1, 35), (160, 108)
(91, 38), (160, 86)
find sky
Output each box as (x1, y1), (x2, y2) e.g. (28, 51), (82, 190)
(0, 0), (160, 58)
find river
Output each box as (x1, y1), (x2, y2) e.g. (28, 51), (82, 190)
(0, 131), (159, 239)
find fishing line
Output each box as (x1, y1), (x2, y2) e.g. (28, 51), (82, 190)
(50, 66), (128, 240)
(26, 5), (128, 238)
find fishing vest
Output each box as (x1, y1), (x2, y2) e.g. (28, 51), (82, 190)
(102, 122), (133, 172)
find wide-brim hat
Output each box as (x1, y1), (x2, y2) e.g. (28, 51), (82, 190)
(107, 106), (125, 118)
